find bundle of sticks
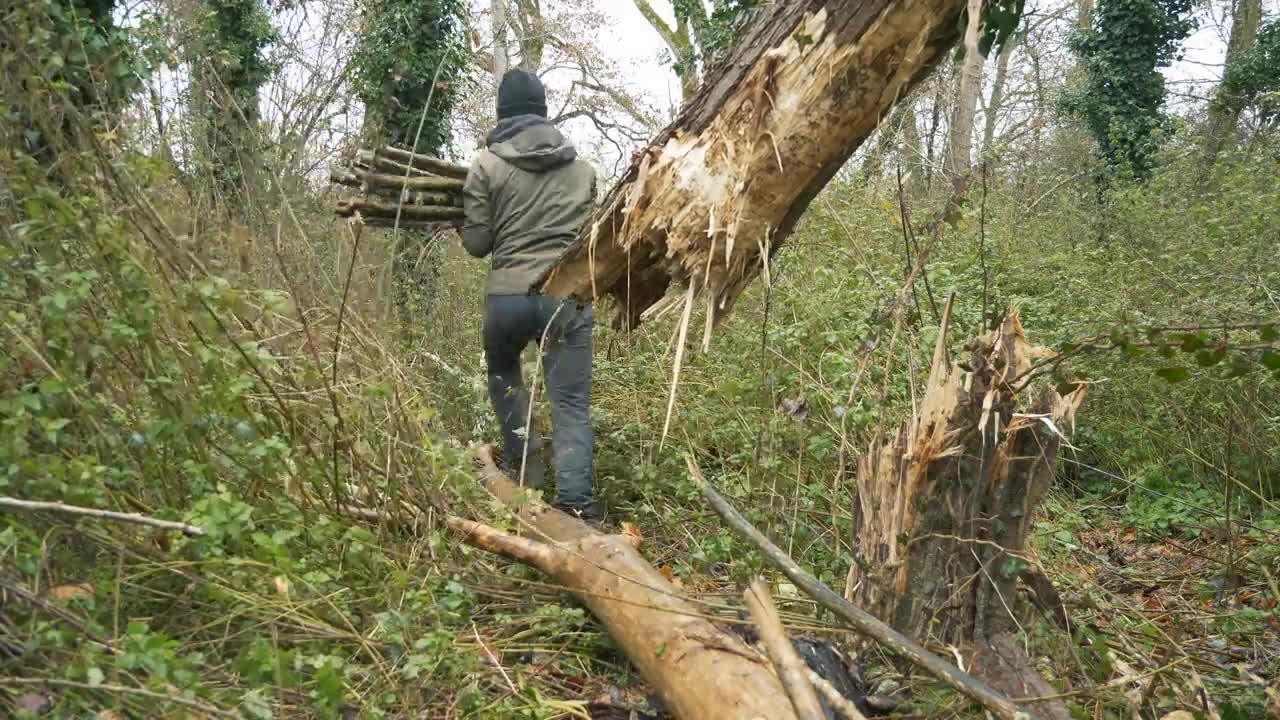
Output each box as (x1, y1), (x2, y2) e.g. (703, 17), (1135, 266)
(330, 146), (469, 229)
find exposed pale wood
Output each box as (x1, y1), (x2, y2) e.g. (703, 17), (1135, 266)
(744, 578), (826, 720)
(694, 459), (1034, 720)
(450, 446), (800, 720)
(539, 0), (968, 330)
(845, 306), (1084, 719)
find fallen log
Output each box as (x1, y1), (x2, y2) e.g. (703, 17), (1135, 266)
(449, 447), (802, 720)
(334, 200), (463, 222)
(538, 0), (968, 330)
(846, 303), (1083, 720)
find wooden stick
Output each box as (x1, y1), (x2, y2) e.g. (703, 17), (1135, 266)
(690, 459), (1035, 720)
(328, 170), (461, 206)
(334, 166), (464, 193)
(377, 146), (469, 179)
(0, 497), (205, 536)
(334, 200), (464, 222)
(745, 578), (826, 720)
(806, 669), (869, 720)
(0, 676), (236, 718)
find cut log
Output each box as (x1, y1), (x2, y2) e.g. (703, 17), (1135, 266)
(332, 166), (464, 194)
(847, 303), (1084, 720)
(450, 447), (802, 720)
(376, 145), (469, 179)
(334, 200), (463, 222)
(538, 1), (967, 330)
(328, 170), (461, 206)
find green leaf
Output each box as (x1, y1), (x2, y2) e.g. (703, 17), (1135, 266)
(1262, 350), (1280, 371)
(1261, 324), (1279, 342)
(1155, 367), (1190, 383)
(1178, 333), (1206, 352)
(1194, 348), (1225, 367)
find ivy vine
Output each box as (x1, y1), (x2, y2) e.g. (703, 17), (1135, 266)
(349, 0), (471, 155)
(1216, 18), (1280, 125)
(195, 0), (279, 205)
(1063, 0), (1196, 180)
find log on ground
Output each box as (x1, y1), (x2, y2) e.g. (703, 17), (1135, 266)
(449, 447), (801, 720)
(538, 1), (967, 330)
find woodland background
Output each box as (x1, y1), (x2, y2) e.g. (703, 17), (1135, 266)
(1, 0), (1278, 717)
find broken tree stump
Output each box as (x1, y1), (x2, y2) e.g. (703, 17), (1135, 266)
(848, 305), (1084, 720)
(449, 447), (802, 720)
(538, 1), (967, 331)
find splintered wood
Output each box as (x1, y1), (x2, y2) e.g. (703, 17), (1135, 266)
(847, 306), (1083, 717)
(539, 0), (969, 332)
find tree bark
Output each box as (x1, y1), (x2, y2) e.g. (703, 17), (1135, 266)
(944, 0), (985, 190)
(1201, 0), (1263, 168)
(982, 33), (1018, 160)
(539, 0), (967, 331)
(491, 0), (510, 79)
(846, 305), (1084, 720)
(451, 448), (802, 720)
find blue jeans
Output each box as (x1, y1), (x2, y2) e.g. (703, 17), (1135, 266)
(483, 294), (594, 509)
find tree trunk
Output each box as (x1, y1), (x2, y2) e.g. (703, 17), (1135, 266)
(450, 448), (804, 720)
(1201, 0), (1263, 168)
(982, 33), (1018, 160)
(539, 0), (968, 331)
(491, 0), (510, 79)
(944, 0), (985, 190)
(847, 306), (1084, 720)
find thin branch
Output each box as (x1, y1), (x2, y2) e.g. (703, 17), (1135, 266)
(0, 497), (205, 536)
(745, 579), (826, 720)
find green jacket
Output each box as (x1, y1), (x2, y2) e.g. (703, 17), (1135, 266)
(462, 118), (596, 295)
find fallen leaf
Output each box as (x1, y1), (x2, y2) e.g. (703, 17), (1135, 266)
(47, 583), (93, 602)
(1160, 712), (1195, 720)
(97, 711), (123, 720)
(273, 576), (290, 598)
(656, 566), (674, 581)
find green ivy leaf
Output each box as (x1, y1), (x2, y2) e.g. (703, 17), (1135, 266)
(1155, 367), (1190, 383)
(1262, 350), (1280, 371)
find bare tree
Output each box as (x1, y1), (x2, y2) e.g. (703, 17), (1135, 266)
(1201, 0), (1263, 167)
(944, 0), (987, 189)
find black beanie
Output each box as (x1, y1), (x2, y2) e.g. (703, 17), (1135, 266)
(496, 68), (548, 120)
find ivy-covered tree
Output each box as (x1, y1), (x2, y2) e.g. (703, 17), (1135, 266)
(1214, 18), (1280, 129)
(350, 0), (470, 154)
(7, 0), (146, 176)
(191, 0), (278, 210)
(349, 0), (471, 329)
(1064, 0), (1195, 180)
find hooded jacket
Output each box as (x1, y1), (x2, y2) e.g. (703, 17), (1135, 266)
(461, 115), (596, 295)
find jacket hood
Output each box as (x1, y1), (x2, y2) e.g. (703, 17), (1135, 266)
(486, 115), (577, 173)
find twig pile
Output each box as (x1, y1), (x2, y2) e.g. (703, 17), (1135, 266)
(330, 146), (468, 228)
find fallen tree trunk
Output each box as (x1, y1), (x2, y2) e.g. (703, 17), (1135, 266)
(538, 0), (967, 330)
(847, 304), (1084, 719)
(449, 448), (802, 720)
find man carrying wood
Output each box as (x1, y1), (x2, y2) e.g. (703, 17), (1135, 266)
(460, 68), (603, 524)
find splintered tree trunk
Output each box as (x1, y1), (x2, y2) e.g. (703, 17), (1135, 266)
(451, 449), (803, 720)
(539, 0), (967, 330)
(847, 306), (1085, 719)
